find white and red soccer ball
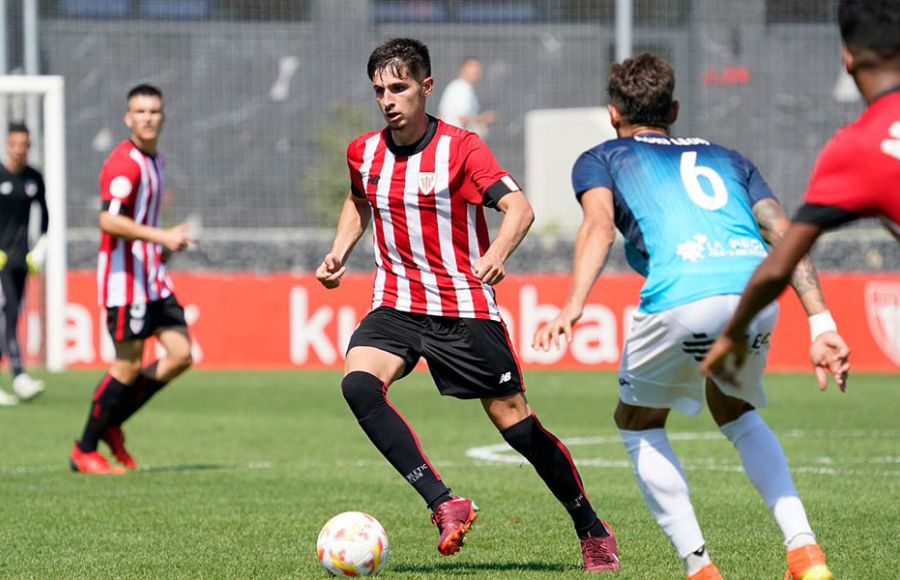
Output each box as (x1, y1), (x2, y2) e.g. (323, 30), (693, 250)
(317, 511), (389, 577)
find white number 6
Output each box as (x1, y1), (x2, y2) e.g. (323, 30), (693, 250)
(680, 151), (728, 210)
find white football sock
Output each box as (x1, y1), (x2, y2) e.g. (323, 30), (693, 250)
(719, 410), (814, 546)
(620, 428), (706, 561)
(684, 547), (713, 576)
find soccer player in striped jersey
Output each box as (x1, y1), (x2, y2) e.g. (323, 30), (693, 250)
(703, 0), (898, 385)
(316, 38), (619, 571)
(532, 54), (840, 580)
(69, 84), (194, 475)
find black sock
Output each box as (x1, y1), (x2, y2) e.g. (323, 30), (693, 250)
(579, 519), (610, 539)
(111, 375), (168, 426)
(501, 414), (608, 537)
(342, 371), (452, 508)
(78, 375), (129, 452)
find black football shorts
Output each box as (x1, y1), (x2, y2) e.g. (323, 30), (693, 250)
(106, 294), (187, 342)
(347, 307), (525, 399)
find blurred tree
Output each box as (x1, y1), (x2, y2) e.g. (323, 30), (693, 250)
(302, 100), (372, 226)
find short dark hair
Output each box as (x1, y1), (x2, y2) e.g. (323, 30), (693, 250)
(127, 83), (163, 101)
(607, 53), (675, 129)
(8, 122), (29, 135)
(838, 0), (900, 62)
(367, 38), (431, 82)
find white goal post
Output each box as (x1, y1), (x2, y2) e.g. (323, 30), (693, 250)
(0, 75), (67, 372)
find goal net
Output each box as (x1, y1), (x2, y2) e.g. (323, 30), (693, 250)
(0, 75), (66, 372)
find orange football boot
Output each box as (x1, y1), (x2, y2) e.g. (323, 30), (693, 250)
(688, 563), (723, 580)
(785, 543), (832, 580)
(69, 442), (126, 475)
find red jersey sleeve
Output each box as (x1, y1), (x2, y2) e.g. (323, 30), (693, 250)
(802, 130), (879, 215)
(347, 138), (367, 199)
(796, 93), (900, 229)
(460, 133), (521, 208)
(99, 149), (142, 216)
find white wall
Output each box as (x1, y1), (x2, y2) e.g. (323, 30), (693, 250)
(525, 107), (617, 233)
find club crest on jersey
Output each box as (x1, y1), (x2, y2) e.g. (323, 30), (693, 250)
(0, 181), (11, 195)
(25, 181), (38, 197)
(865, 282), (900, 366)
(129, 303), (147, 335)
(418, 173), (436, 195)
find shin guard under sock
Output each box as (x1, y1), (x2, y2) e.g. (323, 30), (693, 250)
(78, 375), (128, 452)
(501, 414), (604, 536)
(112, 375), (168, 426)
(720, 410), (814, 545)
(620, 428), (705, 559)
(342, 371), (451, 508)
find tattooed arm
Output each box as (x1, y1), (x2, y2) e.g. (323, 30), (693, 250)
(706, 199), (849, 391)
(751, 198), (827, 316)
(703, 214), (850, 391)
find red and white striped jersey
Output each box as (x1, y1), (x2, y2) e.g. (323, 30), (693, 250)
(347, 117), (521, 321)
(97, 139), (174, 307)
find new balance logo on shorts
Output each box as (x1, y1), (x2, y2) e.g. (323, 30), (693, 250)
(499, 372), (512, 384)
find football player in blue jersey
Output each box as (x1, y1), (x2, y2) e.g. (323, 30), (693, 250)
(533, 54), (843, 580)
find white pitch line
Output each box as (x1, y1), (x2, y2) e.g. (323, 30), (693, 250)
(3, 430), (897, 477)
(465, 429), (900, 477)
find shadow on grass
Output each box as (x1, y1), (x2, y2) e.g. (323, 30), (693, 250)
(137, 463), (235, 473)
(390, 560), (571, 574)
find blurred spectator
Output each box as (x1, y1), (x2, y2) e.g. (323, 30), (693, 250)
(438, 57), (496, 138)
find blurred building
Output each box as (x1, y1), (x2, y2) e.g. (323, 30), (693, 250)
(9, 0), (892, 271)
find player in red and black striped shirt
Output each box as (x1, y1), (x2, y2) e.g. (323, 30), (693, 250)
(703, 1), (899, 393)
(316, 38), (619, 570)
(70, 85), (195, 475)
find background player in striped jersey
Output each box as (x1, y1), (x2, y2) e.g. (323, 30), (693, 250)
(316, 38), (620, 571)
(532, 54), (841, 580)
(702, 0), (898, 383)
(70, 84), (194, 475)
(0, 123), (49, 405)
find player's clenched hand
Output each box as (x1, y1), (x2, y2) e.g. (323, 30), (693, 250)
(809, 330), (850, 392)
(532, 305), (581, 352)
(699, 334), (747, 387)
(161, 223), (195, 252)
(474, 254), (505, 286)
(316, 253), (346, 289)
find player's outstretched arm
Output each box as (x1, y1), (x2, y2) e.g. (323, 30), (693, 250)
(753, 203), (850, 390)
(316, 192), (371, 289)
(753, 199), (829, 317)
(99, 212), (194, 252)
(532, 187), (615, 351)
(474, 190), (533, 286)
(701, 221), (846, 383)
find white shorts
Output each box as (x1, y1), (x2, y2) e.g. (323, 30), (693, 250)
(619, 295), (778, 416)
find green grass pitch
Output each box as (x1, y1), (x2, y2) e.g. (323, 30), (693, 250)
(0, 370), (897, 578)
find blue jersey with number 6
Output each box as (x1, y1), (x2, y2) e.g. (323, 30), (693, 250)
(572, 135), (776, 313)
